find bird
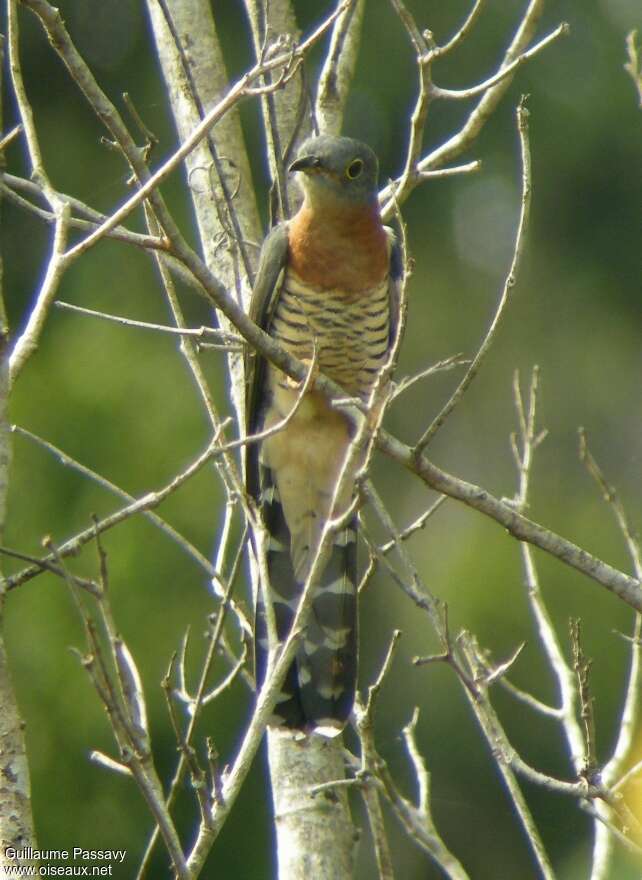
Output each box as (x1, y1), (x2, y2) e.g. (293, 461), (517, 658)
(246, 135), (401, 736)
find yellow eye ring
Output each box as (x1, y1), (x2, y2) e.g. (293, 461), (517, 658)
(346, 158), (364, 179)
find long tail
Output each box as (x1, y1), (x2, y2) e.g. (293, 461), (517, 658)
(255, 464), (358, 734)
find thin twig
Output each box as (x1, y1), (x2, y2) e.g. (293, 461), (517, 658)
(436, 0), (486, 57)
(12, 424), (217, 577)
(357, 700), (470, 879)
(0, 544), (100, 596)
(2, 174), (167, 252)
(378, 1), (567, 211)
(0, 124), (22, 152)
(48, 537), (190, 879)
(316, 0), (365, 135)
(508, 368), (584, 772)
(378, 496), (447, 555)
(415, 96), (532, 452)
(569, 619), (598, 779)
(624, 31), (642, 108)
(354, 631), (402, 880)
(390, 354), (469, 402)
(8, 199), (70, 384)
(417, 161), (481, 179)
(386, 0), (434, 215)
(29, 0), (349, 261)
(458, 632), (557, 879)
(578, 428), (642, 878)
(433, 24), (569, 101)
(55, 301), (242, 346)
(4, 436), (221, 591)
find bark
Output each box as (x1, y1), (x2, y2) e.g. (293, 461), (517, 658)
(147, 4), (357, 876)
(146, 0), (262, 426)
(316, 0), (365, 136)
(244, 0), (311, 219)
(0, 388), (36, 873)
(0, 33), (37, 869)
(267, 729), (355, 879)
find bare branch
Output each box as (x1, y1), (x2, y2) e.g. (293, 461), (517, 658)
(390, 354), (470, 402)
(355, 699), (470, 879)
(458, 633), (556, 879)
(49, 539), (189, 879)
(379, 427), (642, 612)
(433, 24), (569, 101)
(508, 368), (584, 772)
(417, 160), (481, 180)
(569, 619), (598, 779)
(578, 429), (642, 783)
(378, 496), (447, 555)
(379, 0), (567, 209)
(415, 97), (532, 451)
(0, 124), (22, 152)
(624, 31), (642, 108)
(353, 633), (402, 880)
(4, 436), (221, 591)
(54, 301), (242, 347)
(436, 0), (486, 57)
(8, 200), (70, 384)
(89, 751), (132, 778)
(578, 429), (642, 878)
(3, 173), (168, 250)
(12, 424), (217, 578)
(316, 0), (366, 135)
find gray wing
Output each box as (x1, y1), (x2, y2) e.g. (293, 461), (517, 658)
(387, 229), (403, 351)
(245, 222), (290, 500)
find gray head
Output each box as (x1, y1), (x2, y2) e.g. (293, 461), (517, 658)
(289, 135), (379, 205)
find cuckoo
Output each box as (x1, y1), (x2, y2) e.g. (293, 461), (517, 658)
(247, 135), (401, 735)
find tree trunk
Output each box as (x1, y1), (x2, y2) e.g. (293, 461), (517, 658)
(146, 3), (357, 876)
(0, 40), (37, 862)
(267, 729), (355, 879)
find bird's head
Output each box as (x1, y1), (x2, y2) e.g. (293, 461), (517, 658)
(289, 136), (379, 209)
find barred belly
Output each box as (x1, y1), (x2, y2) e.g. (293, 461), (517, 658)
(270, 269), (391, 400)
(257, 269), (390, 733)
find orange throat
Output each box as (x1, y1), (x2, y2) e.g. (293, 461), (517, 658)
(288, 201), (388, 293)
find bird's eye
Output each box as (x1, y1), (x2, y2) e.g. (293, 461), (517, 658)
(346, 158), (364, 179)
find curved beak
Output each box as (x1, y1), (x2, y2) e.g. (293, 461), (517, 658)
(288, 155), (323, 174)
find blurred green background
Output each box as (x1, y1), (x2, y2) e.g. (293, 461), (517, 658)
(2, 0), (641, 877)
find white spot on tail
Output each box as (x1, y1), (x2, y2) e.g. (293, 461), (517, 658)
(335, 528), (356, 547)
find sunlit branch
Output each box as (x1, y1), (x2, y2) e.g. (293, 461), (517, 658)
(624, 31), (642, 108)
(2, 174), (167, 252)
(415, 97), (532, 452)
(12, 424), (216, 578)
(508, 368), (584, 774)
(379, 0), (567, 211)
(55, 301), (243, 347)
(26, 0), (349, 261)
(4, 436), (221, 591)
(316, 0), (366, 136)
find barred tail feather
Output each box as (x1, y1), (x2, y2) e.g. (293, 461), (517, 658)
(255, 464), (358, 733)
(255, 465), (306, 729)
(296, 520), (357, 734)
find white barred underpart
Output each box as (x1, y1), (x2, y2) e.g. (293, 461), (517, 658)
(257, 262), (392, 733)
(271, 269), (390, 398)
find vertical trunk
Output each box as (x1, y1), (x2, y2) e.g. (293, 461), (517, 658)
(267, 729), (355, 879)
(0, 37), (37, 868)
(148, 4), (357, 876)
(146, 0), (261, 426)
